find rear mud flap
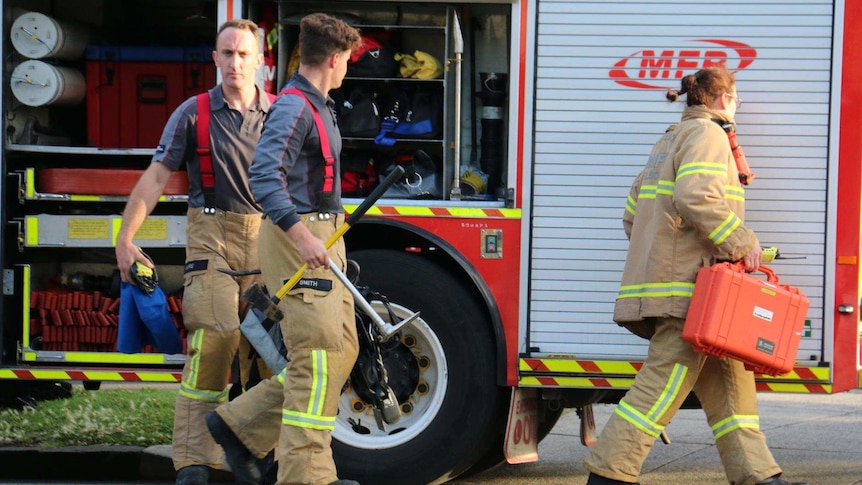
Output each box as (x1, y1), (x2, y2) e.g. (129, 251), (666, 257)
(504, 387), (539, 464)
(578, 404), (596, 447)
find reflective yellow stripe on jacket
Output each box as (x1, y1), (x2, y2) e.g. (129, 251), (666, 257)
(725, 185), (745, 201)
(627, 180), (674, 216)
(676, 161), (727, 179)
(618, 282), (695, 299)
(625, 194), (637, 215)
(626, 180), (742, 216)
(708, 213), (742, 245)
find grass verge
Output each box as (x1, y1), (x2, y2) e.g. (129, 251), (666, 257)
(0, 387), (176, 448)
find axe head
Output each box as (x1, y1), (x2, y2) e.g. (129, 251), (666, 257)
(242, 283), (284, 323)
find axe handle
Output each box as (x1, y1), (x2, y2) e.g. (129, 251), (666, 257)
(272, 164), (406, 301)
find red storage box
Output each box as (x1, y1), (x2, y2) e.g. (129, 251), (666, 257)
(183, 46), (216, 100)
(86, 46), (215, 149)
(682, 263), (809, 376)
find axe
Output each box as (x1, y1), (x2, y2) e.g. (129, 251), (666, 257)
(242, 164), (406, 325)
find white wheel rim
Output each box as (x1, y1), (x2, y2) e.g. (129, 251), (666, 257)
(334, 301), (448, 449)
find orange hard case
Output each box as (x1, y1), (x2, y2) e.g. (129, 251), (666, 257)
(682, 263), (809, 376)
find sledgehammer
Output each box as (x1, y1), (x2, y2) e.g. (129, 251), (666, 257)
(242, 165), (406, 325)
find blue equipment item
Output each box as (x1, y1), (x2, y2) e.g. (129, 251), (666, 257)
(118, 282), (182, 354)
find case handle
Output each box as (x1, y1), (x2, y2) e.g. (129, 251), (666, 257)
(729, 262), (779, 283)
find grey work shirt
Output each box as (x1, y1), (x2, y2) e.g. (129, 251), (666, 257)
(249, 74), (343, 231)
(153, 84), (274, 214)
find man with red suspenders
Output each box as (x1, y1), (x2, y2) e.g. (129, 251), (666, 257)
(115, 19), (275, 485)
(204, 13), (363, 485)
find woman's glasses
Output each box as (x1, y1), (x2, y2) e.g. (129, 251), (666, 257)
(726, 94), (742, 108)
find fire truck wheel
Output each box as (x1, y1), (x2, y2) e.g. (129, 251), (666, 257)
(333, 249), (505, 485)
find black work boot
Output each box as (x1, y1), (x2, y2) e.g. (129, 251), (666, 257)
(756, 476), (810, 485)
(586, 473), (639, 485)
(329, 481), (361, 485)
(205, 411), (261, 485)
(175, 465), (209, 485)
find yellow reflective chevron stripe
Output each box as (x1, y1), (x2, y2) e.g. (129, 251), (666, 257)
(615, 399), (664, 438)
(343, 204), (521, 219)
(712, 414), (760, 440)
(709, 213), (741, 245)
(277, 367), (287, 385)
(282, 350), (331, 430)
(656, 180), (674, 195)
(618, 282), (695, 299)
(648, 363), (688, 421)
(726, 186), (745, 201)
(626, 195), (637, 215)
(677, 162), (727, 179)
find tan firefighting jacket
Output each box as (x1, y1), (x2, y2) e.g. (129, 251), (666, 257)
(613, 105), (757, 337)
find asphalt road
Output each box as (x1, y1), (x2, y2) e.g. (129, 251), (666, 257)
(457, 389), (862, 485)
(4, 389), (861, 485)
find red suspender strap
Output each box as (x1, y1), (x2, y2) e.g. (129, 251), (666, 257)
(194, 92), (217, 214)
(278, 87), (335, 193)
(194, 91), (279, 214)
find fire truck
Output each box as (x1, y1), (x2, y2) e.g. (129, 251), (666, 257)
(1, 0), (860, 484)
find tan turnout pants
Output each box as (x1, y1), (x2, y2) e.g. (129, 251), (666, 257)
(172, 208), (272, 470)
(584, 317), (782, 485)
(216, 213), (358, 485)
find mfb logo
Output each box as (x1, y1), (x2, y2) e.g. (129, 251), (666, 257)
(609, 39), (757, 90)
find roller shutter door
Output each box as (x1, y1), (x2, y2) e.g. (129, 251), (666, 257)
(528, 0), (833, 360)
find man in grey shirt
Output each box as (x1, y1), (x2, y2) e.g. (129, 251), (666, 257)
(115, 19), (274, 485)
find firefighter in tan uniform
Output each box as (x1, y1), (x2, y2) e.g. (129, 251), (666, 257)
(116, 20), (274, 485)
(583, 66), (809, 485)
(203, 13), (364, 485)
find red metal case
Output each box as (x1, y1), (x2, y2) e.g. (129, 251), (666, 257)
(85, 46), (215, 149)
(682, 263), (809, 376)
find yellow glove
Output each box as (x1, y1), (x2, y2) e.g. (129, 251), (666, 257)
(395, 50), (443, 79)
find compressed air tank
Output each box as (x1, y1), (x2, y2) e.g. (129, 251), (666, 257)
(10, 11), (88, 60)
(11, 60), (85, 107)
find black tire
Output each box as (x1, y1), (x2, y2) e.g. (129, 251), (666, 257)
(333, 249), (506, 485)
(31, 380), (73, 400)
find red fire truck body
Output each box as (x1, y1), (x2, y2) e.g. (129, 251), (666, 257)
(1, 0), (859, 483)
